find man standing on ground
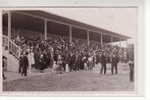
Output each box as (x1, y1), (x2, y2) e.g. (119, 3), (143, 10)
(19, 53), (23, 74)
(111, 54), (119, 74)
(22, 52), (29, 76)
(100, 52), (107, 74)
(3, 56), (7, 80)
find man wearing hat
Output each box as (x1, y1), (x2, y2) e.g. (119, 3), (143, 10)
(100, 51), (107, 74)
(111, 54), (119, 74)
(21, 52), (29, 76)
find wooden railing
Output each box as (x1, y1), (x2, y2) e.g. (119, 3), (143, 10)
(3, 35), (8, 49)
(3, 35), (21, 59)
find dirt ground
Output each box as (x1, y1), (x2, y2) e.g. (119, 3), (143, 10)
(3, 69), (134, 91)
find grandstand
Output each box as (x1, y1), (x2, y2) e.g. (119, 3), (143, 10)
(2, 10), (130, 72)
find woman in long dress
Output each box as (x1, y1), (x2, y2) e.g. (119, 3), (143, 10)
(56, 54), (63, 74)
(28, 49), (35, 73)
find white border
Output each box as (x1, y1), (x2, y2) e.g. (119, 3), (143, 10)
(0, 0), (145, 98)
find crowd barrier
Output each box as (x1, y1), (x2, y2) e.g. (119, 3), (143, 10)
(3, 35), (21, 59)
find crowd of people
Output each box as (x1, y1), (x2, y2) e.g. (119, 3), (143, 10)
(16, 35), (124, 76)
(3, 28), (133, 78)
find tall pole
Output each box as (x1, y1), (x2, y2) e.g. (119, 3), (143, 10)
(87, 30), (90, 46)
(8, 11), (11, 51)
(111, 36), (113, 42)
(101, 32), (103, 48)
(44, 19), (47, 40)
(69, 25), (72, 44)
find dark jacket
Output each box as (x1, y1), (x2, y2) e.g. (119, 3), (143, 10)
(112, 55), (119, 65)
(22, 55), (29, 68)
(70, 54), (76, 65)
(53, 53), (58, 62)
(101, 54), (107, 64)
(96, 54), (100, 64)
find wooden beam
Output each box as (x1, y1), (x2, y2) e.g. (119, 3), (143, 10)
(69, 25), (72, 44)
(100, 32), (103, 47)
(44, 19), (47, 40)
(8, 11), (11, 51)
(87, 30), (90, 46)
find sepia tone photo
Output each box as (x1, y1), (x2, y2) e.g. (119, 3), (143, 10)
(2, 8), (135, 92)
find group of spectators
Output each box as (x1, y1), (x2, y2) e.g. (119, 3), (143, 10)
(3, 28), (133, 78)
(15, 33), (124, 76)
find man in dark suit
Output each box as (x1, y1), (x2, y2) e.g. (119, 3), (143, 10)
(19, 53), (23, 74)
(69, 52), (75, 72)
(100, 52), (107, 74)
(61, 54), (66, 71)
(71, 54), (76, 71)
(21, 52), (29, 76)
(77, 53), (82, 71)
(34, 49), (40, 69)
(3, 56), (7, 80)
(75, 53), (80, 71)
(111, 54), (119, 74)
(39, 53), (47, 72)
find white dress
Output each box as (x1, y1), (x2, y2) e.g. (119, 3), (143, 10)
(65, 64), (69, 72)
(28, 52), (35, 73)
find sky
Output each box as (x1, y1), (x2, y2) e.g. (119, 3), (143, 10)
(45, 8), (137, 39)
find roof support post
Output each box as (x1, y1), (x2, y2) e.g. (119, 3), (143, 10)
(8, 11), (11, 51)
(100, 32), (103, 48)
(119, 38), (122, 47)
(69, 25), (72, 44)
(126, 40), (128, 47)
(111, 36), (113, 42)
(44, 19), (47, 40)
(87, 30), (90, 46)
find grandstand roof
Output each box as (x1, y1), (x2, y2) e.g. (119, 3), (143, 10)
(3, 10), (130, 43)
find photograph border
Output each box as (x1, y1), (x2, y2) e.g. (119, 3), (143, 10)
(0, 0), (145, 97)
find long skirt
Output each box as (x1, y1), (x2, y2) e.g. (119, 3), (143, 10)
(84, 63), (88, 70)
(65, 64), (69, 72)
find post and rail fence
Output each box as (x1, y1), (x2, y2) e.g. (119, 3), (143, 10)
(3, 35), (21, 59)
